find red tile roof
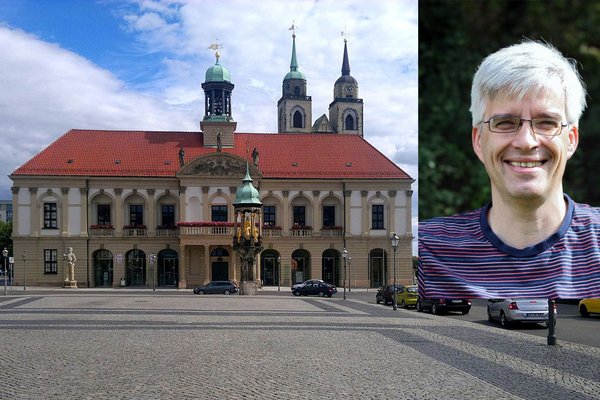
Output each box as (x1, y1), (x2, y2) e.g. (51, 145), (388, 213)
(12, 129), (411, 180)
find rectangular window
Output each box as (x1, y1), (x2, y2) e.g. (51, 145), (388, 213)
(161, 204), (175, 227)
(322, 206), (335, 227)
(293, 206), (306, 226)
(263, 206), (276, 226)
(44, 249), (58, 274)
(97, 204), (111, 226)
(6, 204), (12, 223)
(372, 204), (384, 229)
(211, 205), (228, 222)
(129, 204), (144, 227)
(43, 202), (58, 229)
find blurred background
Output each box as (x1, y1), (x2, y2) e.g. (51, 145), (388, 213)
(419, 0), (600, 220)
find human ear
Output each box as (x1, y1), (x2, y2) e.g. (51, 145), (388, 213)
(472, 126), (485, 163)
(566, 125), (579, 159)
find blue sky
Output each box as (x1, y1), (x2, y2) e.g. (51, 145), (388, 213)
(0, 0), (418, 249)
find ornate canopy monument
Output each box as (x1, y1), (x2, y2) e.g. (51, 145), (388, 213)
(232, 164), (263, 295)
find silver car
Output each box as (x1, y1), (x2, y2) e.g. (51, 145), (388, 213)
(487, 298), (555, 328)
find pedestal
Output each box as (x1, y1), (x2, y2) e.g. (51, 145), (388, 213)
(63, 280), (78, 288)
(240, 281), (258, 295)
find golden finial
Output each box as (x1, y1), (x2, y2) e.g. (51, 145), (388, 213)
(208, 39), (223, 62)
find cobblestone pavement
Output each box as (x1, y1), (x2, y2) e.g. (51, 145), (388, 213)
(1, 289), (599, 399)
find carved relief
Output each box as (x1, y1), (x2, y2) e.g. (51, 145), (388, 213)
(180, 154), (260, 177)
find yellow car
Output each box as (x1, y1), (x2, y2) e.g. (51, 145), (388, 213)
(579, 298), (600, 317)
(396, 285), (418, 309)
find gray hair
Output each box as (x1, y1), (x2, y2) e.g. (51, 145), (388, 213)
(470, 41), (587, 126)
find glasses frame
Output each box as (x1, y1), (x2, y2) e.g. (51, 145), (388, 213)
(482, 116), (568, 137)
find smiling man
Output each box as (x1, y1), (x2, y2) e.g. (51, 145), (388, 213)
(419, 41), (600, 299)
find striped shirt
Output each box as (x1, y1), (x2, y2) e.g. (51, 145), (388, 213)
(418, 195), (600, 299)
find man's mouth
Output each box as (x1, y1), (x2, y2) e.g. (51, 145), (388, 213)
(508, 161), (544, 168)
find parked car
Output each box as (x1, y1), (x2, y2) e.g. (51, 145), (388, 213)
(376, 284), (403, 305)
(292, 282), (336, 297)
(193, 281), (238, 295)
(579, 298), (600, 317)
(487, 298), (554, 328)
(416, 298), (471, 315)
(396, 285), (418, 308)
(291, 279), (324, 290)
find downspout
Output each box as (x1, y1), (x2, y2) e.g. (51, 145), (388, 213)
(342, 181), (347, 250)
(85, 179), (90, 288)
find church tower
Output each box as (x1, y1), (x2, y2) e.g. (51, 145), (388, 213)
(329, 39), (363, 137)
(201, 46), (237, 148)
(277, 28), (312, 133)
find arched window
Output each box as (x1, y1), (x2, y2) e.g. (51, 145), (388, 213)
(345, 114), (355, 130)
(293, 86), (301, 96)
(293, 110), (303, 128)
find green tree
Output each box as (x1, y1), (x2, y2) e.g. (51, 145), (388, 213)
(419, 0), (600, 220)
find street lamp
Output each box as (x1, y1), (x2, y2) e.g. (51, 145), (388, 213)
(342, 248), (348, 300)
(2, 248), (8, 295)
(149, 253), (156, 292)
(348, 257), (352, 292)
(22, 251), (27, 291)
(277, 255), (281, 292)
(390, 233), (399, 311)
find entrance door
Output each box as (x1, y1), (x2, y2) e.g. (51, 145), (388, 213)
(370, 251), (384, 288)
(322, 256), (336, 286)
(212, 261), (229, 281)
(126, 249), (146, 286)
(160, 258), (178, 286)
(262, 257), (276, 286)
(93, 249), (113, 287)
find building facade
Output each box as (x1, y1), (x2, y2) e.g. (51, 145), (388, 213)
(9, 36), (414, 289)
(0, 200), (12, 223)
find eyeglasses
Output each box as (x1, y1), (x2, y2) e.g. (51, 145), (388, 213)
(482, 116), (568, 137)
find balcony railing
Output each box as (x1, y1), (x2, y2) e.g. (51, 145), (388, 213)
(89, 227), (115, 237)
(179, 226), (235, 236)
(263, 228), (283, 237)
(156, 227), (179, 237)
(290, 228), (313, 237)
(320, 228), (343, 237)
(123, 227), (148, 237)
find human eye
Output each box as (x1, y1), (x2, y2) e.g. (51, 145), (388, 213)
(490, 116), (519, 131)
(534, 118), (561, 129)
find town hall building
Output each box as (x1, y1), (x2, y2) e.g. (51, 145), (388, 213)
(9, 33), (414, 289)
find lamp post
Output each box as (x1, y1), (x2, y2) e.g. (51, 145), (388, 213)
(390, 233), (399, 311)
(2, 248), (8, 295)
(342, 248), (348, 300)
(21, 251), (26, 291)
(277, 255), (281, 292)
(149, 253), (156, 292)
(348, 257), (352, 292)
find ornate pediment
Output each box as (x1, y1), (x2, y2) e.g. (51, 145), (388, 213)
(178, 153), (261, 178)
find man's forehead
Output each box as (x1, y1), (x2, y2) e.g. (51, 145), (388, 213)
(485, 89), (565, 112)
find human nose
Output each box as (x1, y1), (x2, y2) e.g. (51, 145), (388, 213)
(512, 119), (540, 148)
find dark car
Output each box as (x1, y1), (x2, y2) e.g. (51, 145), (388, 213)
(291, 279), (324, 291)
(376, 284), (403, 305)
(193, 281), (238, 295)
(292, 282), (336, 297)
(416, 298), (471, 315)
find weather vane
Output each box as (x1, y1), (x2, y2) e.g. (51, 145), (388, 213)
(208, 38), (223, 62)
(288, 20), (297, 37)
(341, 25), (351, 42)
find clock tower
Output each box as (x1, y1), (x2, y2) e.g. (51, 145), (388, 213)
(329, 39), (363, 137)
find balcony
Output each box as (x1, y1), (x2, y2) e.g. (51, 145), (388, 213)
(156, 227), (179, 237)
(320, 227), (343, 237)
(290, 226), (313, 237)
(89, 225), (115, 237)
(177, 221), (235, 237)
(263, 227), (283, 237)
(123, 226), (147, 237)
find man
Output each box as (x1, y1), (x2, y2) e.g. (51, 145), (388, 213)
(419, 41), (600, 299)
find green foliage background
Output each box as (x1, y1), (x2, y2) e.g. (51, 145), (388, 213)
(419, 0), (600, 220)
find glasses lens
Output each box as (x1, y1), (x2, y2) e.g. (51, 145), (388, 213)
(489, 116), (520, 133)
(532, 118), (561, 136)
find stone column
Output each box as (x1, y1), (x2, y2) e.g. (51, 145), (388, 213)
(204, 245), (211, 283)
(178, 243), (187, 289)
(29, 188), (39, 236)
(114, 189), (123, 236)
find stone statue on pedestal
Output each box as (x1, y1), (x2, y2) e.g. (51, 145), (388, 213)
(63, 247), (78, 288)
